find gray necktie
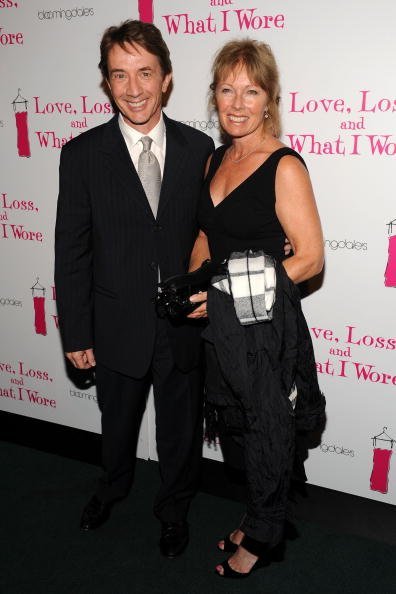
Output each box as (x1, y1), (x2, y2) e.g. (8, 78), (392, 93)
(137, 136), (161, 218)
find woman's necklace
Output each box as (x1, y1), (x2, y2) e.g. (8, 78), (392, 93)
(227, 138), (265, 164)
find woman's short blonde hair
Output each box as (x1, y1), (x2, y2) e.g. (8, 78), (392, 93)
(210, 39), (281, 137)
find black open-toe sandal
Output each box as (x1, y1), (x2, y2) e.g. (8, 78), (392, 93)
(215, 535), (268, 579)
(215, 559), (251, 579)
(217, 534), (238, 553)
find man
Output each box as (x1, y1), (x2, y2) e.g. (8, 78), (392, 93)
(55, 20), (214, 557)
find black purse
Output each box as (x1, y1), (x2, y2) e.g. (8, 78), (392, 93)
(156, 260), (220, 319)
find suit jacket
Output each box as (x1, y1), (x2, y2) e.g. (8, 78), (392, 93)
(55, 113), (214, 377)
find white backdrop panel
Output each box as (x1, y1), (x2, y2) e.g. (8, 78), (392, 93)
(1, 0), (395, 503)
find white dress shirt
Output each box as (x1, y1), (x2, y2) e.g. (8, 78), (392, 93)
(118, 112), (166, 178)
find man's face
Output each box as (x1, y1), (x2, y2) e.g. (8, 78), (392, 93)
(107, 42), (172, 134)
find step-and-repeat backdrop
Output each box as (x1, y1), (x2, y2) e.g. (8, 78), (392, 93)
(1, 0), (395, 504)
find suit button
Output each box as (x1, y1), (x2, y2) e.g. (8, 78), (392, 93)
(150, 261), (157, 270)
(154, 224), (162, 231)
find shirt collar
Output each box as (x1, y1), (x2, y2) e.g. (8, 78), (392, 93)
(118, 112), (166, 151)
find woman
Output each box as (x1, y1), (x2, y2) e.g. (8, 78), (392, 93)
(189, 39), (325, 578)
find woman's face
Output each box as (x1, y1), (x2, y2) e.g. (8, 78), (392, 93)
(215, 65), (268, 139)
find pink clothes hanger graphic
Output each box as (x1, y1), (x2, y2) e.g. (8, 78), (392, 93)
(385, 219), (396, 287)
(31, 278), (47, 336)
(12, 89), (31, 158)
(370, 427), (394, 494)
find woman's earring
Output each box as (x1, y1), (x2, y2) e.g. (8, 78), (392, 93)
(264, 111), (269, 119)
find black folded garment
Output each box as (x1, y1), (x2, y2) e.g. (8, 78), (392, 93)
(156, 260), (221, 319)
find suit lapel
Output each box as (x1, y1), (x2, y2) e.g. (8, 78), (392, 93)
(99, 115), (155, 220)
(157, 114), (188, 220)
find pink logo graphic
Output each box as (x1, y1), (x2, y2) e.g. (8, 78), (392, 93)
(370, 427), (394, 494)
(385, 219), (396, 287)
(138, 0), (154, 23)
(31, 278), (47, 336)
(12, 89), (31, 158)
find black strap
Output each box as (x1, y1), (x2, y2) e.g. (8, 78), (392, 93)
(241, 535), (268, 557)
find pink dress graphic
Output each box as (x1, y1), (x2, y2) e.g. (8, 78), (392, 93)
(138, 0), (154, 22)
(385, 220), (396, 287)
(12, 90), (31, 158)
(370, 428), (394, 494)
(33, 296), (47, 335)
(370, 449), (392, 494)
(31, 279), (47, 336)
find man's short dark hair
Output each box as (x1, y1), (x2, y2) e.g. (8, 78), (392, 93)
(99, 19), (172, 79)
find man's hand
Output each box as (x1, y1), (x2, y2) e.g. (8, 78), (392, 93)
(66, 349), (96, 369)
(187, 291), (207, 319)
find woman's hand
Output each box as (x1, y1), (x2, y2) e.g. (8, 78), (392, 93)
(284, 236), (292, 256)
(187, 291), (208, 319)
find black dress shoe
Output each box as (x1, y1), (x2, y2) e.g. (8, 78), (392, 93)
(80, 495), (112, 531)
(159, 521), (189, 558)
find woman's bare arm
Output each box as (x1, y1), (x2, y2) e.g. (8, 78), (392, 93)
(275, 156), (324, 284)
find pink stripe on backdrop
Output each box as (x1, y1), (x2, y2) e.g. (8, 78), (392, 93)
(138, 0), (154, 23)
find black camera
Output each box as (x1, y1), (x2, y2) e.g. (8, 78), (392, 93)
(156, 260), (219, 319)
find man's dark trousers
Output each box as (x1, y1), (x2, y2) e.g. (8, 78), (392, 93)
(95, 318), (203, 522)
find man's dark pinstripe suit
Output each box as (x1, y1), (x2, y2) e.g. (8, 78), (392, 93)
(55, 112), (214, 522)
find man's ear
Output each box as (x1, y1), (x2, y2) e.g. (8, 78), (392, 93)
(162, 73), (172, 94)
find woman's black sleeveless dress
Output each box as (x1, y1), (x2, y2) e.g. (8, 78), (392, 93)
(198, 145), (305, 264)
(198, 145), (307, 547)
